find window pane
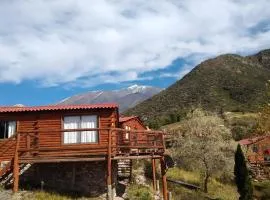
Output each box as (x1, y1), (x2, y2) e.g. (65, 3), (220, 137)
(0, 121), (5, 139)
(8, 121), (16, 138)
(81, 115), (98, 143)
(63, 116), (80, 144)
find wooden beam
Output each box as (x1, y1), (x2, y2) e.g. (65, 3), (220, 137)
(160, 156), (168, 200)
(152, 158), (157, 191)
(13, 133), (20, 193)
(19, 157), (106, 164)
(112, 155), (162, 160)
(107, 130), (113, 200)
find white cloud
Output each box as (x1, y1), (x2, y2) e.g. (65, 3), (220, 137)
(0, 0), (270, 87)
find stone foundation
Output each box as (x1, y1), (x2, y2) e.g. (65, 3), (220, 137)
(20, 161), (117, 197)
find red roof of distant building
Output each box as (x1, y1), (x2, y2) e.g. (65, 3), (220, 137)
(0, 103), (118, 113)
(264, 149), (270, 155)
(239, 135), (270, 145)
(119, 116), (138, 123)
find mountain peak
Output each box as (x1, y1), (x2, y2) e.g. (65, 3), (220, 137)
(127, 84), (151, 93)
(58, 85), (162, 112)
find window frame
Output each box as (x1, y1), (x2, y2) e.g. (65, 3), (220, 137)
(0, 120), (17, 140)
(61, 114), (100, 145)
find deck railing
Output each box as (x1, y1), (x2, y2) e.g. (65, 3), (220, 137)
(14, 128), (165, 160)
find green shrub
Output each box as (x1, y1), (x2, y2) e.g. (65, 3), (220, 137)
(254, 181), (270, 200)
(127, 184), (152, 200)
(143, 160), (160, 180)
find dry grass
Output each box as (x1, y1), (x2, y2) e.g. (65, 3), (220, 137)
(166, 168), (238, 200)
(20, 190), (102, 200)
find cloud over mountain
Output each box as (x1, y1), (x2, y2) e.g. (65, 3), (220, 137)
(0, 0), (270, 87)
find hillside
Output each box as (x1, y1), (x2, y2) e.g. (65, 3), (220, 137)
(125, 49), (270, 127)
(58, 84), (162, 112)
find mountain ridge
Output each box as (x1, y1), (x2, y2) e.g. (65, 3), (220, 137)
(124, 49), (270, 127)
(58, 84), (163, 112)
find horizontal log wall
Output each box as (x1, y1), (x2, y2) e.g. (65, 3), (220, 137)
(0, 108), (117, 161)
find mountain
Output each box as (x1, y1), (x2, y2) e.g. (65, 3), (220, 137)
(58, 85), (163, 112)
(125, 49), (270, 127)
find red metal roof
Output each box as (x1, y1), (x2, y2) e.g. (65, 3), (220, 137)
(119, 116), (138, 123)
(239, 135), (270, 145)
(264, 149), (270, 155)
(0, 103), (118, 113)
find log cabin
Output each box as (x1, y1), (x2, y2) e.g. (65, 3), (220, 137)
(239, 134), (270, 164)
(0, 104), (167, 200)
(119, 116), (147, 130)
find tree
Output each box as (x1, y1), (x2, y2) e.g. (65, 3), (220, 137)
(257, 80), (270, 134)
(234, 144), (253, 200)
(171, 109), (235, 193)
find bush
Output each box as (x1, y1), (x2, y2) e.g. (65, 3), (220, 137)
(127, 184), (152, 200)
(254, 181), (270, 200)
(143, 160), (160, 180)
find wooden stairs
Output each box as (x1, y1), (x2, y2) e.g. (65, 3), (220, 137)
(117, 159), (132, 180)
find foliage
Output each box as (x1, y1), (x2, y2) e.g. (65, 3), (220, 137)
(234, 144), (253, 200)
(20, 190), (102, 200)
(125, 50), (270, 128)
(166, 167), (238, 200)
(143, 160), (160, 180)
(225, 112), (258, 140)
(127, 184), (152, 200)
(171, 109), (235, 193)
(257, 105), (270, 134)
(253, 181), (270, 200)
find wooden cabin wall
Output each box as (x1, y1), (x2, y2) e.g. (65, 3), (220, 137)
(0, 108), (118, 160)
(247, 137), (270, 163)
(120, 119), (146, 130)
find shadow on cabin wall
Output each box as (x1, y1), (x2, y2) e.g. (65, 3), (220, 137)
(18, 161), (117, 198)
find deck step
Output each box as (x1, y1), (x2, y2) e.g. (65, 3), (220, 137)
(117, 159), (132, 180)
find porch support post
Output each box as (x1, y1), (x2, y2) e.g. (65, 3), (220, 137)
(107, 130), (113, 200)
(152, 158), (157, 191)
(13, 133), (20, 193)
(160, 156), (168, 200)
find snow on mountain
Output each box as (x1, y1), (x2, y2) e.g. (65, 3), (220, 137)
(58, 85), (163, 112)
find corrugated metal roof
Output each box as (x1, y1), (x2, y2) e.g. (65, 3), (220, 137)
(0, 103), (118, 113)
(239, 135), (270, 145)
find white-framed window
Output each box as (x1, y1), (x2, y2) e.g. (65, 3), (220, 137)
(125, 126), (131, 140)
(0, 121), (16, 139)
(63, 115), (98, 144)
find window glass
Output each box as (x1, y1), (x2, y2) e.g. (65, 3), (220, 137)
(252, 144), (258, 153)
(63, 115), (98, 144)
(0, 121), (16, 139)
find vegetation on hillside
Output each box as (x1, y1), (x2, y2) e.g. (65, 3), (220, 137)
(125, 49), (270, 128)
(166, 168), (238, 200)
(170, 109), (235, 193)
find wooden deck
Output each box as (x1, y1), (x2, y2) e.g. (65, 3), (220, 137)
(0, 128), (165, 163)
(0, 128), (167, 200)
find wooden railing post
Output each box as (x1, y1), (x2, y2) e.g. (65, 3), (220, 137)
(107, 129), (113, 200)
(160, 156), (168, 200)
(152, 158), (157, 191)
(13, 132), (20, 193)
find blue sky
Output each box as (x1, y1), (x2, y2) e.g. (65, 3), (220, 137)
(0, 0), (270, 106)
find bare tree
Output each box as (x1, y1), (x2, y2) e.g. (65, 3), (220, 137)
(171, 109), (235, 193)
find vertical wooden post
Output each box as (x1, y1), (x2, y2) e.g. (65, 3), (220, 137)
(129, 159), (133, 182)
(160, 156), (168, 200)
(13, 132), (20, 193)
(152, 158), (157, 191)
(26, 134), (30, 156)
(107, 130), (113, 200)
